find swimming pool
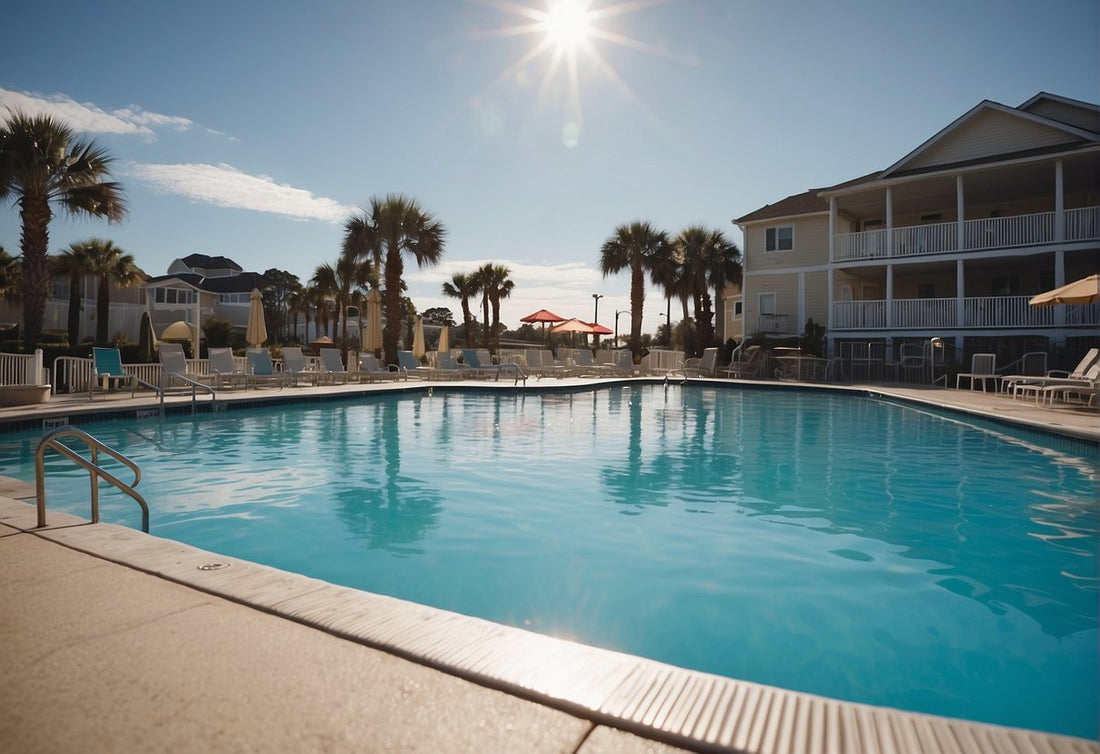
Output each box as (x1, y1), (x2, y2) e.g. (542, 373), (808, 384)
(4, 385), (1097, 738)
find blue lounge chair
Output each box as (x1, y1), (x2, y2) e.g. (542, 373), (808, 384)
(246, 349), (290, 389)
(358, 353), (401, 382)
(89, 347), (155, 400)
(319, 347), (354, 384)
(395, 350), (439, 380)
(281, 346), (322, 386)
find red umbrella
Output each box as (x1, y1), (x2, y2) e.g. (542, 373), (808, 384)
(549, 318), (597, 334)
(520, 308), (566, 324)
(521, 309), (567, 345)
(587, 322), (613, 335)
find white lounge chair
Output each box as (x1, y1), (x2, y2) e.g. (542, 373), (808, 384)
(956, 353), (998, 392)
(318, 347), (354, 384)
(1010, 348), (1098, 402)
(246, 348), (290, 389)
(682, 348), (719, 377)
(281, 346), (322, 386)
(358, 353), (401, 382)
(207, 348), (252, 389)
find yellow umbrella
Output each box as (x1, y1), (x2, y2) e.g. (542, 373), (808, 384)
(412, 316), (426, 360)
(437, 324), (449, 354)
(1028, 274), (1099, 306)
(246, 288), (267, 347)
(362, 288), (383, 354)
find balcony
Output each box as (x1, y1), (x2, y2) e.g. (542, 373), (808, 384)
(834, 206), (1099, 262)
(833, 296), (1100, 330)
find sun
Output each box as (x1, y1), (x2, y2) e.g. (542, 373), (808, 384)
(470, 0), (681, 148)
(542, 1), (592, 52)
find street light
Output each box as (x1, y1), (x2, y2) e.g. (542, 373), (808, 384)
(614, 309), (627, 347)
(591, 293), (604, 347)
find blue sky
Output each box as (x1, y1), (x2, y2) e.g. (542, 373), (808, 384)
(2, 0), (1097, 335)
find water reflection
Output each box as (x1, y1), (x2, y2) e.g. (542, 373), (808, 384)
(598, 386), (1098, 638)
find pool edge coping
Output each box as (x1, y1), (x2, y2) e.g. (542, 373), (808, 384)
(2, 497), (1095, 754)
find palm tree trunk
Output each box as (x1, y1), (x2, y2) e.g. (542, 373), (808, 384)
(96, 275), (111, 344)
(66, 274), (82, 350)
(382, 248), (404, 365)
(19, 196), (52, 347)
(462, 299), (474, 347)
(481, 294), (490, 349)
(629, 259), (645, 358)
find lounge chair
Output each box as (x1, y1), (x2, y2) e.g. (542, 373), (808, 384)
(158, 342), (216, 401)
(956, 353), (998, 392)
(568, 349), (611, 376)
(461, 349), (527, 384)
(1025, 362), (1100, 406)
(318, 347), (354, 384)
(525, 349), (571, 379)
(1008, 348), (1098, 399)
(281, 346), (322, 386)
(358, 353), (401, 382)
(682, 348), (719, 377)
(89, 347), (156, 400)
(246, 348), (290, 389)
(721, 345), (766, 379)
(207, 348), (252, 389)
(396, 350), (438, 380)
(436, 352), (473, 379)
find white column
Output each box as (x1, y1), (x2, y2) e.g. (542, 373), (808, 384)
(1054, 160), (1065, 241)
(828, 197), (836, 262)
(885, 187), (893, 256)
(1055, 251), (1066, 328)
(885, 265), (894, 329)
(956, 175), (965, 251)
(956, 259), (965, 347)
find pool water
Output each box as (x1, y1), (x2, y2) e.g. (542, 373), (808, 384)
(3, 386), (1097, 738)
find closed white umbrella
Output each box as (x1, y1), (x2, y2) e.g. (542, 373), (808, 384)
(412, 316), (426, 360)
(362, 288), (383, 355)
(246, 288), (267, 347)
(437, 324), (449, 354)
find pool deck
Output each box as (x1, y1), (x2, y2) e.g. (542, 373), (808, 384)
(1, 377), (1097, 753)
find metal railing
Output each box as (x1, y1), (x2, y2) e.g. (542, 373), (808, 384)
(835, 205), (1099, 262)
(35, 427), (149, 533)
(832, 296), (1100, 330)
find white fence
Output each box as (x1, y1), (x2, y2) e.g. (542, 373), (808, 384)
(0, 350), (47, 386)
(52, 357), (218, 394)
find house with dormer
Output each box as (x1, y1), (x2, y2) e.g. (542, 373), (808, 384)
(142, 254), (263, 351)
(728, 92), (1099, 371)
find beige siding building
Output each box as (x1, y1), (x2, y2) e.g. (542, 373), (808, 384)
(729, 92), (1099, 375)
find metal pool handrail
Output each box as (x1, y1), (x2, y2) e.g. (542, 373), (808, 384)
(35, 427), (150, 533)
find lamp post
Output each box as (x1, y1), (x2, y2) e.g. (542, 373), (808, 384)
(592, 293), (603, 347)
(614, 309), (627, 348)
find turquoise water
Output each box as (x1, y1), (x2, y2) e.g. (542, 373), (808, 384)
(3, 386), (1097, 737)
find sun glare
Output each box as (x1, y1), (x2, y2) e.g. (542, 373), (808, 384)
(543, 1), (592, 51)
(471, 0), (680, 148)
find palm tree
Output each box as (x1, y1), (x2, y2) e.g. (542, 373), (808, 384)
(441, 272), (480, 348)
(54, 242), (93, 349)
(81, 239), (142, 345)
(0, 112), (126, 347)
(480, 264), (514, 355)
(286, 288), (309, 342)
(311, 254), (374, 360)
(647, 243), (685, 348)
(599, 221), (670, 359)
(342, 195), (446, 366)
(674, 226), (741, 351)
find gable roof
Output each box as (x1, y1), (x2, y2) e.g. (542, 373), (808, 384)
(144, 271), (261, 294)
(879, 97), (1099, 179)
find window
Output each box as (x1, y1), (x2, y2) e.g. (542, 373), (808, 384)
(758, 293), (776, 315)
(733, 301), (743, 316)
(919, 213), (943, 223)
(765, 226), (793, 252)
(154, 287), (196, 305)
(220, 293), (249, 304)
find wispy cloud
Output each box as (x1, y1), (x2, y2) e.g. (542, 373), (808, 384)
(127, 162), (357, 223)
(0, 87), (195, 140)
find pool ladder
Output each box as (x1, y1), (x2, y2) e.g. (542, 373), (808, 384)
(35, 427), (150, 533)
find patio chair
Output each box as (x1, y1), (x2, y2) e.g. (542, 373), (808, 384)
(281, 346), (322, 386)
(568, 349), (611, 376)
(956, 353), (998, 392)
(207, 348), (252, 389)
(318, 347), (354, 384)
(1000, 351), (1050, 396)
(1022, 362), (1100, 405)
(358, 353), (401, 382)
(721, 346), (766, 379)
(158, 342), (216, 401)
(461, 349), (527, 384)
(436, 352), (473, 380)
(896, 342), (929, 383)
(89, 347), (156, 400)
(396, 350), (438, 380)
(524, 349), (569, 379)
(682, 348), (719, 377)
(246, 348), (290, 389)
(1009, 348), (1098, 401)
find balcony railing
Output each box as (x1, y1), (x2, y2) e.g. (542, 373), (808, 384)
(755, 314), (790, 333)
(832, 296), (1100, 330)
(835, 206), (1099, 262)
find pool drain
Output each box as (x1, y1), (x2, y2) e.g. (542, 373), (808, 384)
(197, 562), (231, 571)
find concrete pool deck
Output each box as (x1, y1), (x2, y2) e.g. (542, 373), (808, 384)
(1, 378), (1097, 753)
